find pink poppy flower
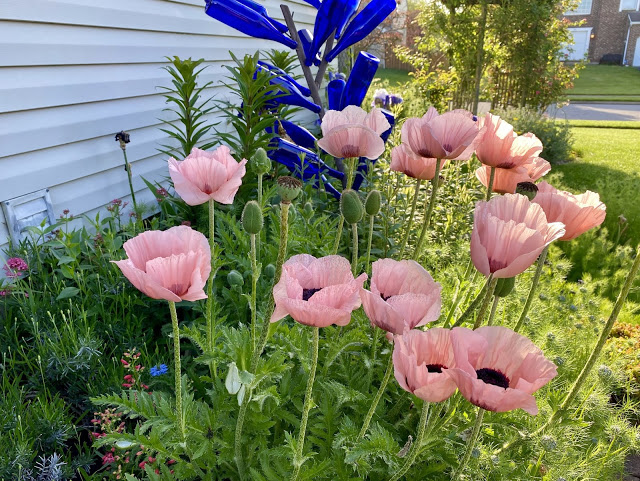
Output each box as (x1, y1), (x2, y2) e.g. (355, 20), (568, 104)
(317, 106), (390, 159)
(475, 114), (543, 169)
(401, 109), (480, 161)
(475, 157), (550, 194)
(448, 326), (557, 415)
(360, 259), (442, 334)
(270, 254), (367, 327)
(532, 182), (606, 241)
(393, 328), (458, 403)
(168, 146), (247, 206)
(113, 225), (211, 302)
(390, 144), (449, 180)
(471, 194), (565, 278)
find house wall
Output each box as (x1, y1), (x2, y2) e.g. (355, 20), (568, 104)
(625, 23), (640, 64)
(0, 0), (317, 262)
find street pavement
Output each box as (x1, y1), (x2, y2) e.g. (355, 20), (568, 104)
(548, 102), (640, 121)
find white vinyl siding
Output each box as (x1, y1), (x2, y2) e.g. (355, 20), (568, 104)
(565, 0), (593, 15)
(0, 0), (317, 261)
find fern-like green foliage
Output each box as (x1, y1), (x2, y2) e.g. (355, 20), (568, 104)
(158, 56), (217, 159)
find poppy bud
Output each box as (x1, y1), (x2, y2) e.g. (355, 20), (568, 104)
(251, 148), (272, 175)
(227, 270), (244, 287)
(341, 190), (364, 225)
(264, 264), (276, 278)
(365, 189), (381, 216)
(241, 201), (263, 234)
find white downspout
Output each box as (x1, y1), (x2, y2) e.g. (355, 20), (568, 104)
(623, 15), (631, 64)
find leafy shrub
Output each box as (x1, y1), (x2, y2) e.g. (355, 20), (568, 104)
(493, 106), (574, 163)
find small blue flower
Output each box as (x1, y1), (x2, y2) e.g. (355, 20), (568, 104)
(150, 364), (168, 377)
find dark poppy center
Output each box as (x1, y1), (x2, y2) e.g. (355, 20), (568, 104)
(416, 148), (435, 158)
(341, 145), (360, 158)
(476, 368), (510, 389)
(302, 288), (321, 301)
(380, 292), (392, 301)
(489, 258), (507, 273)
(442, 143), (453, 152)
(426, 363), (446, 373)
(202, 183), (213, 195)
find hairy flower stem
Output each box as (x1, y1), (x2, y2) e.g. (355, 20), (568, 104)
(486, 295), (500, 326)
(346, 157), (357, 190)
(498, 245), (640, 455)
(121, 148), (139, 214)
(412, 159), (442, 260)
(332, 216), (345, 255)
(291, 327), (320, 481)
(398, 179), (422, 258)
(351, 223), (359, 275)
(513, 246), (549, 333)
(257, 173), (263, 260)
(168, 301), (185, 439)
(206, 199), (216, 353)
(366, 214), (375, 274)
(388, 401), (431, 481)
(486, 166), (495, 201)
(451, 408), (485, 480)
(250, 233), (258, 352)
(358, 352), (394, 440)
(473, 276), (497, 329)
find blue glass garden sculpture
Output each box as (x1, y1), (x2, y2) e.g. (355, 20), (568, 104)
(276, 120), (318, 150)
(258, 60), (312, 97)
(298, 30), (322, 66)
(305, 0), (360, 66)
(341, 51), (380, 108)
(327, 78), (346, 111)
(257, 65), (322, 113)
(205, 0), (297, 49)
(325, 0), (397, 62)
(234, 0), (289, 33)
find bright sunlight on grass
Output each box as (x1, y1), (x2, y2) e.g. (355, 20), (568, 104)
(567, 65), (640, 101)
(547, 123), (640, 242)
(374, 68), (411, 88)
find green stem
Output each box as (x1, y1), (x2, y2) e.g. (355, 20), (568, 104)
(513, 246), (548, 333)
(250, 233), (258, 353)
(388, 401), (431, 481)
(291, 327), (320, 481)
(486, 295), (499, 326)
(351, 223), (358, 275)
(257, 173), (263, 261)
(332, 216), (344, 255)
(168, 301), (185, 439)
(398, 179), (422, 258)
(358, 352), (394, 440)
(497, 244), (640, 455)
(453, 276), (488, 328)
(206, 199), (216, 353)
(412, 159), (442, 260)
(121, 148), (138, 213)
(366, 214), (374, 274)
(473, 276), (497, 329)
(485, 166), (495, 201)
(451, 408), (485, 480)
(346, 157), (357, 190)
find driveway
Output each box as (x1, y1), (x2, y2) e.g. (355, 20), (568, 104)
(548, 102), (640, 121)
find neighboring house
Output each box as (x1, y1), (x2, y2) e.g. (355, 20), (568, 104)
(562, 0), (640, 65)
(0, 0), (316, 265)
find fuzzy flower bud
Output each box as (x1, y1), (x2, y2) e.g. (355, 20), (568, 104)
(241, 201), (263, 235)
(277, 176), (302, 204)
(264, 264), (276, 278)
(251, 148), (271, 175)
(340, 190), (364, 225)
(365, 189), (381, 216)
(227, 270), (244, 287)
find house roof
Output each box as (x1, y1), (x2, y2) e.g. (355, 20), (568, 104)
(629, 11), (640, 24)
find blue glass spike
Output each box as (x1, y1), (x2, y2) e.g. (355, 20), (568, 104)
(351, 157), (373, 191)
(278, 120), (318, 150)
(341, 51), (380, 108)
(298, 29), (322, 66)
(233, 0), (289, 33)
(205, 0), (297, 49)
(258, 60), (312, 97)
(380, 109), (395, 143)
(326, 0), (396, 62)
(257, 67), (322, 113)
(327, 78), (346, 111)
(305, 0), (360, 66)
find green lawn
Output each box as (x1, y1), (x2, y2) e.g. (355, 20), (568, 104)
(547, 124), (640, 242)
(567, 64), (640, 102)
(374, 68), (411, 88)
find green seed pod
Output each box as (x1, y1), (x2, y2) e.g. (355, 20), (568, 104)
(365, 189), (381, 216)
(277, 176), (302, 204)
(303, 202), (313, 216)
(264, 264), (276, 278)
(494, 276), (516, 297)
(227, 270), (244, 287)
(516, 182), (538, 201)
(241, 201), (263, 234)
(251, 148), (272, 175)
(340, 189), (364, 225)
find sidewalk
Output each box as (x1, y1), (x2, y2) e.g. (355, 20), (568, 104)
(548, 102), (640, 121)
